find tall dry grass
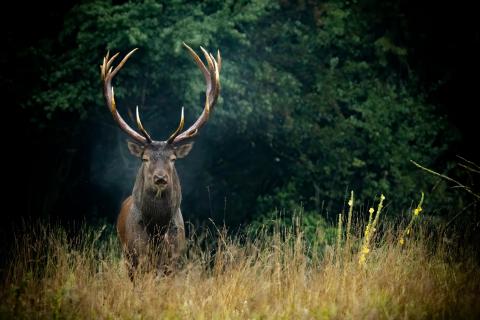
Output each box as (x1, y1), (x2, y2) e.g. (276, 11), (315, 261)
(1, 209), (479, 319)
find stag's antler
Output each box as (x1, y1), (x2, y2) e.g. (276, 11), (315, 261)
(167, 43), (221, 144)
(101, 43), (221, 145)
(101, 48), (151, 144)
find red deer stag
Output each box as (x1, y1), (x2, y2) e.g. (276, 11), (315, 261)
(100, 43), (221, 278)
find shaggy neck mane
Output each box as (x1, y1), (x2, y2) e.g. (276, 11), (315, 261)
(132, 164), (182, 228)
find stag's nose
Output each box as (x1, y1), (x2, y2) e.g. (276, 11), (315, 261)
(153, 174), (168, 186)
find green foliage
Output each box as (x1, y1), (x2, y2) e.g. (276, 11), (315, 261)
(26, 0), (456, 224)
(249, 208), (338, 249)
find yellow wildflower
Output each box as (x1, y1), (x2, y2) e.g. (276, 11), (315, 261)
(369, 207), (374, 214)
(414, 206), (422, 216)
(399, 238), (405, 245)
(364, 226), (370, 238)
(359, 254), (366, 265)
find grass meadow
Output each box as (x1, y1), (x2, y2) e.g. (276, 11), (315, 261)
(1, 195), (479, 319)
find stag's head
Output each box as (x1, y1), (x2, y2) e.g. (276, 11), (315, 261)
(100, 44), (221, 196)
(126, 140), (194, 195)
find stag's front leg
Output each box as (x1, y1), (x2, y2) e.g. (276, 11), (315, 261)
(169, 210), (186, 265)
(156, 220), (185, 275)
(124, 222), (150, 281)
(125, 250), (139, 282)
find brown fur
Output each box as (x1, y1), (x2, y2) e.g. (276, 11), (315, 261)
(115, 142), (192, 279)
(117, 196), (133, 249)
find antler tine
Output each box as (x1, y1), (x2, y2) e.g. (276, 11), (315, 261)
(136, 106), (152, 143)
(101, 49), (149, 144)
(182, 42), (210, 84)
(200, 46), (215, 77)
(110, 48), (138, 78)
(101, 56), (107, 80)
(101, 51), (121, 80)
(209, 56), (220, 102)
(106, 52), (120, 75)
(167, 107), (185, 144)
(169, 44), (221, 144)
(217, 49), (222, 72)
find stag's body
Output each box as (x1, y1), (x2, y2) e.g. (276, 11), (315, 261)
(117, 173), (184, 254)
(117, 195), (185, 253)
(100, 44), (221, 278)
(116, 150), (185, 275)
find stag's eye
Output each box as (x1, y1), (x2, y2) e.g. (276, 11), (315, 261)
(170, 155), (177, 162)
(142, 157), (149, 162)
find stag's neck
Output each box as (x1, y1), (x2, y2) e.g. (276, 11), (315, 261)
(131, 166), (182, 226)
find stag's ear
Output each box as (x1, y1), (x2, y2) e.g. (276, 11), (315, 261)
(174, 142), (194, 159)
(127, 140), (144, 158)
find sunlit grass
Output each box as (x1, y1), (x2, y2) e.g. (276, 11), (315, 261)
(1, 201), (479, 319)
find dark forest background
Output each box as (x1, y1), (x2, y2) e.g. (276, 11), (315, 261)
(1, 0), (478, 244)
